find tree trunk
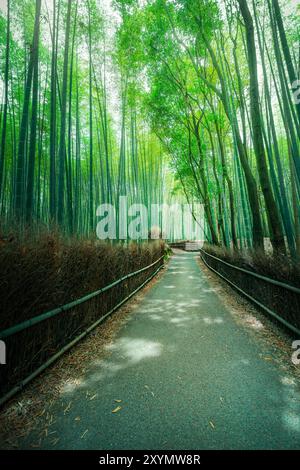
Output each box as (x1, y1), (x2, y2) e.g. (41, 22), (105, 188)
(0, 0), (10, 201)
(25, 50), (39, 222)
(273, 0), (300, 126)
(57, 0), (72, 226)
(238, 0), (286, 254)
(15, 0), (42, 220)
(49, 0), (57, 222)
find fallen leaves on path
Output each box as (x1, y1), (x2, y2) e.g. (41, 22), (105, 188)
(144, 384), (155, 397)
(112, 406), (122, 413)
(263, 356), (273, 362)
(51, 437), (60, 446)
(63, 402), (72, 414)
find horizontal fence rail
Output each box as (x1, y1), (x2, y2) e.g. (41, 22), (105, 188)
(0, 255), (165, 340)
(0, 255), (164, 405)
(200, 248), (300, 336)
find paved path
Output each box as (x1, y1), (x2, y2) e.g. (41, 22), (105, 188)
(25, 253), (300, 449)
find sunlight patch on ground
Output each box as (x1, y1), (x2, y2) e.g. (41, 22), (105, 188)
(203, 316), (224, 325)
(80, 338), (164, 384)
(282, 411), (300, 433)
(61, 378), (86, 394)
(201, 287), (219, 293)
(170, 316), (192, 324)
(106, 337), (162, 364)
(148, 314), (164, 321)
(281, 376), (297, 386)
(139, 306), (164, 313)
(243, 315), (264, 330)
(240, 359), (250, 365)
(139, 298), (210, 321)
(61, 337), (164, 392)
(167, 270), (189, 275)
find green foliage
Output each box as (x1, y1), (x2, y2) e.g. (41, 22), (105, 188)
(0, 0), (299, 253)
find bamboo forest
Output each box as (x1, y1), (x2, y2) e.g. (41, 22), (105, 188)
(0, 0), (300, 251)
(1, 0), (300, 456)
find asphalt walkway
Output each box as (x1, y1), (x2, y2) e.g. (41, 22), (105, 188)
(20, 252), (300, 449)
